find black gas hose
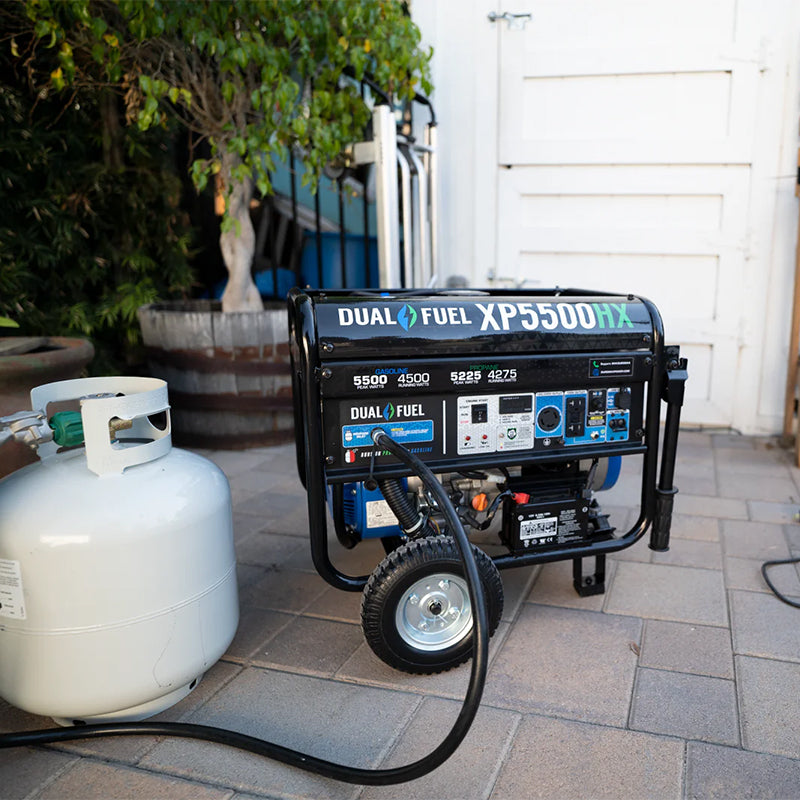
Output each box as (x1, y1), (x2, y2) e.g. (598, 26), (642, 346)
(377, 476), (434, 537)
(0, 430), (489, 786)
(761, 556), (800, 609)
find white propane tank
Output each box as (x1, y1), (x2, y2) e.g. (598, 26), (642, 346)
(0, 377), (239, 725)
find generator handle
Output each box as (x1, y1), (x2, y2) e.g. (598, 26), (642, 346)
(657, 353), (688, 490)
(295, 292), (371, 591)
(650, 354), (688, 551)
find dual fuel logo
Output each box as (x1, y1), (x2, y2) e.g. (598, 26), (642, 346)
(397, 304), (417, 331)
(350, 402), (424, 421)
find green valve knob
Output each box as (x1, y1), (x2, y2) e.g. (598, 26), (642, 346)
(49, 411), (84, 447)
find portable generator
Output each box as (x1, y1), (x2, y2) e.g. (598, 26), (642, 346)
(288, 287), (687, 673)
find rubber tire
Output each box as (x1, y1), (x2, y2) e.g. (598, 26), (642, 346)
(361, 535), (504, 674)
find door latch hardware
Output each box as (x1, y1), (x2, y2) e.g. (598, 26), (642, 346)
(487, 11), (532, 29)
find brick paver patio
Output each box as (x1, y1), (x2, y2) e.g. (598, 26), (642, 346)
(2, 430), (800, 799)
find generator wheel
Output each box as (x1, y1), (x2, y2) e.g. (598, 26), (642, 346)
(361, 536), (503, 674)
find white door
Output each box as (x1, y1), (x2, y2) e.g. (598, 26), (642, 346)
(491, 0), (771, 426)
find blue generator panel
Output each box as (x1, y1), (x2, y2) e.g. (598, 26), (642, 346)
(342, 480), (406, 539)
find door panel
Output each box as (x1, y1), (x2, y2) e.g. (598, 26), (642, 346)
(495, 1), (762, 425)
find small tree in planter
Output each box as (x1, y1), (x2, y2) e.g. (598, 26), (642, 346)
(28, 0), (432, 311)
(23, 0), (432, 446)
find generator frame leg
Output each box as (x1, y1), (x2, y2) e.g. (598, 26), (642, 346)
(572, 554), (607, 597)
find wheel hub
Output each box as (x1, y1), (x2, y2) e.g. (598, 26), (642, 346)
(396, 573), (472, 651)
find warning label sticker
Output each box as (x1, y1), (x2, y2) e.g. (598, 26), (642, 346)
(520, 516), (559, 541)
(0, 559), (26, 620)
(343, 419), (434, 448)
(515, 500), (589, 550)
(366, 499), (398, 529)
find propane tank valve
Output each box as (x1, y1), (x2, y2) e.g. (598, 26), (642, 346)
(1, 409), (137, 453)
(48, 411), (84, 447)
(48, 411), (135, 447)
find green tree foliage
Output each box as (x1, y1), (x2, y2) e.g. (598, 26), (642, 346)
(19, 0), (433, 311)
(0, 3), (195, 372)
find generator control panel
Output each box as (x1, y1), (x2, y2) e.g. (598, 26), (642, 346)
(319, 351), (649, 478)
(457, 384), (633, 455)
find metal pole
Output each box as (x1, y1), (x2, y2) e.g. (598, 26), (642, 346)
(362, 181), (371, 287)
(360, 82), (372, 287)
(372, 105), (401, 288)
(314, 191), (323, 287)
(397, 146), (413, 288)
(425, 124), (439, 284)
(405, 145), (429, 287)
(338, 177), (347, 288)
(289, 153), (302, 289)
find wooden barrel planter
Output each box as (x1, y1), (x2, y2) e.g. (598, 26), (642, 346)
(0, 336), (95, 478)
(137, 300), (294, 449)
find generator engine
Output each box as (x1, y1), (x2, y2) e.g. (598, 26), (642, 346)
(289, 288), (687, 674)
(339, 458), (620, 552)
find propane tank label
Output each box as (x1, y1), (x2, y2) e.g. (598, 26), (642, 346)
(0, 559), (26, 620)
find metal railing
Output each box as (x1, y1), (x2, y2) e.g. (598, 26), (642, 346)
(253, 94), (438, 296)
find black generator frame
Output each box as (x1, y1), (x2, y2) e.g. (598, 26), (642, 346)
(288, 287), (688, 596)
